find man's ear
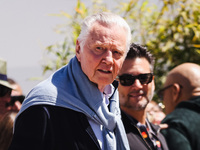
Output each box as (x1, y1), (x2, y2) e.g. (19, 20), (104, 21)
(172, 83), (182, 104)
(76, 40), (81, 62)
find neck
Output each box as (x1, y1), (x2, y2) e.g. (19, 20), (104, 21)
(121, 107), (146, 124)
(98, 85), (106, 93)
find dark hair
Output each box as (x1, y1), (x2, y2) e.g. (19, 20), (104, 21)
(126, 43), (155, 72)
(0, 111), (17, 150)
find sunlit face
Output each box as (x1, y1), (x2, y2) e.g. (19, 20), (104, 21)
(76, 22), (128, 92)
(118, 58), (155, 111)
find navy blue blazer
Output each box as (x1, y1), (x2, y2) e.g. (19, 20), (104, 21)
(9, 105), (101, 150)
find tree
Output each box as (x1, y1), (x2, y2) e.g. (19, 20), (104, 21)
(42, 0), (200, 101)
(145, 0), (200, 99)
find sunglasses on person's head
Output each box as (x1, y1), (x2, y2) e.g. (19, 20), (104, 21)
(0, 84), (12, 97)
(117, 73), (154, 86)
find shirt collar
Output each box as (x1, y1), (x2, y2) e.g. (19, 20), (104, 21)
(101, 84), (114, 106)
(103, 84), (114, 97)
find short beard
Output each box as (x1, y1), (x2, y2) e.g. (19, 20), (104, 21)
(124, 96), (150, 111)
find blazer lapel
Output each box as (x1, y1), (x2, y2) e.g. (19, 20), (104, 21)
(79, 113), (101, 150)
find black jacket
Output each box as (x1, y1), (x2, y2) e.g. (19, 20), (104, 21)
(121, 111), (168, 150)
(9, 105), (101, 150)
(161, 96), (200, 150)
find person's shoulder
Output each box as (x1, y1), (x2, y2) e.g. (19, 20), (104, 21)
(18, 105), (84, 120)
(161, 110), (191, 138)
(162, 106), (196, 125)
(16, 105), (88, 131)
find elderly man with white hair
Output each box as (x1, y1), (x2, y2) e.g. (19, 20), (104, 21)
(9, 12), (131, 150)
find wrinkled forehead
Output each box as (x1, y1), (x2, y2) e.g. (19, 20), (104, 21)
(88, 22), (128, 46)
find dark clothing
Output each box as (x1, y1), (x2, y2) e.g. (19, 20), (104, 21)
(9, 105), (101, 150)
(161, 96), (200, 150)
(121, 111), (168, 150)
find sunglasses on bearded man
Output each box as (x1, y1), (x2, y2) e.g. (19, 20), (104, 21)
(117, 73), (154, 86)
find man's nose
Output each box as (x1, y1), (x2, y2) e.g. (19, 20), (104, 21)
(102, 50), (113, 65)
(131, 79), (143, 88)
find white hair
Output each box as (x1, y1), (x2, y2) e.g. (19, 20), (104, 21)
(77, 12), (131, 52)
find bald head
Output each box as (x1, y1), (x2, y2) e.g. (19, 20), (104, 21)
(162, 63), (200, 114)
(166, 63), (200, 99)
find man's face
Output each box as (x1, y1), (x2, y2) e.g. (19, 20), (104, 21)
(118, 57), (155, 111)
(76, 22), (128, 91)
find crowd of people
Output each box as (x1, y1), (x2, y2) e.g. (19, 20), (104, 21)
(1, 12), (200, 150)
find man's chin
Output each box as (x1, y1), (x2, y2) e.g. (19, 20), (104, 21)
(128, 99), (148, 110)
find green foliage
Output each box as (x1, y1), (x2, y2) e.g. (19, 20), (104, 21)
(145, 0), (200, 100)
(42, 0), (200, 101)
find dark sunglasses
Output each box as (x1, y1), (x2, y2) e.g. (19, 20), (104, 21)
(117, 73), (154, 86)
(6, 95), (25, 107)
(0, 84), (12, 97)
(158, 84), (183, 101)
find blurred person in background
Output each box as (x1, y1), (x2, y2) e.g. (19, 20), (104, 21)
(0, 111), (17, 150)
(146, 100), (166, 125)
(117, 43), (168, 150)
(0, 58), (14, 119)
(159, 63), (200, 150)
(7, 78), (25, 111)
